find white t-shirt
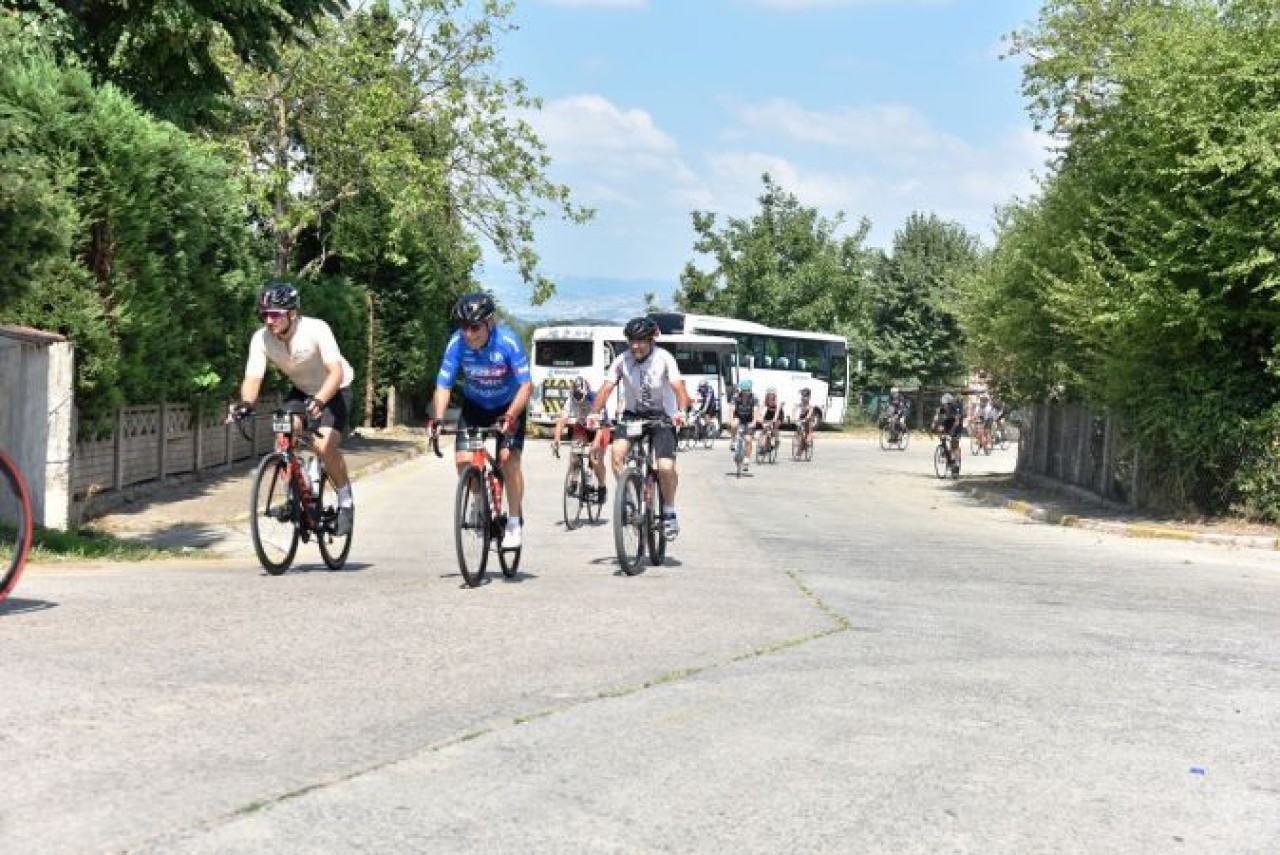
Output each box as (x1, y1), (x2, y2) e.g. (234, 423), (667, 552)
(246, 316), (354, 396)
(607, 348), (683, 416)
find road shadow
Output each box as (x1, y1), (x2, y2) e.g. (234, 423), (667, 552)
(0, 596), (58, 616)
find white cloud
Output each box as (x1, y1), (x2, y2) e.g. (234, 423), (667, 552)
(541, 0), (647, 8)
(748, 0), (951, 9)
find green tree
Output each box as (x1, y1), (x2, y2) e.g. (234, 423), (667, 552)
(675, 173), (873, 346)
(867, 212), (984, 389)
(981, 0), (1280, 513)
(5, 0), (345, 125)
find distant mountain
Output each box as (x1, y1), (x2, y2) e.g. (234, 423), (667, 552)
(487, 270), (677, 324)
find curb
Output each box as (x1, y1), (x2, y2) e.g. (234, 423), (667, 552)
(966, 487), (1280, 552)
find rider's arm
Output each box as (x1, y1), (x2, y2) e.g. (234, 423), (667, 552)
(313, 359), (344, 412)
(239, 375), (263, 408)
(505, 380), (532, 419)
(430, 384), (452, 423)
(673, 378), (691, 412)
(591, 379), (616, 415)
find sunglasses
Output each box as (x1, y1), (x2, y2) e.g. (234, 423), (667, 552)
(462, 321), (487, 332)
(260, 309), (289, 322)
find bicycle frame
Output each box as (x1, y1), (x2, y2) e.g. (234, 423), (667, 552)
(269, 409), (323, 530)
(433, 423), (520, 586)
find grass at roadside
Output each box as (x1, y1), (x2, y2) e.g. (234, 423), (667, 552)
(28, 527), (203, 563)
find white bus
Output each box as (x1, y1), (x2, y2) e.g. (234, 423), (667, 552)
(528, 324), (738, 426)
(528, 325), (623, 426)
(647, 312), (850, 426)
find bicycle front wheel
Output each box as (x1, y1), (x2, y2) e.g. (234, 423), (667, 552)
(563, 461), (584, 531)
(879, 426), (891, 451)
(455, 466), (491, 587)
(791, 431), (803, 461)
(583, 466), (604, 524)
(614, 468), (645, 575)
(250, 453), (300, 575)
(316, 472), (352, 570)
(804, 434), (814, 461)
(0, 451), (33, 602)
(933, 445), (948, 479)
(645, 471), (667, 566)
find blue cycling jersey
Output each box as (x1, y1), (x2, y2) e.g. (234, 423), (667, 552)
(435, 324), (532, 408)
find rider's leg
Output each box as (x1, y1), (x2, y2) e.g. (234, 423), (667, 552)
(498, 448), (524, 517)
(610, 437), (630, 478)
(314, 429), (349, 488)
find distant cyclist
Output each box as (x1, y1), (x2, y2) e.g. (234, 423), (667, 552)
(932, 392), (964, 474)
(552, 376), (609, 505)
(427, 292), (533, 548)
(231, 281), (357, 536)
(691, 379), (720, 436)
(587, 317), (689, 538)
(729, 378), (761, 470)
(793, 387), (821, 448)
(758, 387), (785, 454)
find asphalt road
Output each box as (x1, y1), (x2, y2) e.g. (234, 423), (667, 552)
(3, 436), (1278, 854)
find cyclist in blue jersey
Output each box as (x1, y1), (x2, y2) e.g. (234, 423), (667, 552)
(427, 292), (534, 547)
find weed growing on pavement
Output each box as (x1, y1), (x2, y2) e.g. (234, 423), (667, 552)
(29, 527), (203, 563)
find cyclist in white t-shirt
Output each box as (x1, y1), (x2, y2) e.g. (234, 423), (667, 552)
(230, 282), (357, 535)
(587, 316), (690, 539)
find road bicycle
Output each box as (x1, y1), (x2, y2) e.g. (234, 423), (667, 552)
(878, 416), (909, 451)
(698, 414), (719, 450)
(933, 431), (962, 479)
(969, 423), (993, 456)
(791, 421), (816, 462)
(552, 420), (606, 530)
(432, 425), (520, 587)
(992, 421), (1011, 451)
(755, 424), (780, 465)
(612, 416), (672, 575)
(237, 401), (353, 574)
(0, 449), (34, 604)
(730, 422), (750, 477)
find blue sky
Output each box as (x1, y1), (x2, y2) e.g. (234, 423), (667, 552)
(482, 0), (1050, 321)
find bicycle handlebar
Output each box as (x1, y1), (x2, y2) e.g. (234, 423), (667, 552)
(430, 424), (506, 458)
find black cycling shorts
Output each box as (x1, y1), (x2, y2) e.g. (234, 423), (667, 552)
(286, 386), (352, 434)
(616, 409), (677, 461)
(460, 398), (527, 454)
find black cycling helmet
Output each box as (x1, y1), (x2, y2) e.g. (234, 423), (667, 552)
(258, 281), (299, 313)
(453, 291), (497, 325)
(623, 316), (658, 340)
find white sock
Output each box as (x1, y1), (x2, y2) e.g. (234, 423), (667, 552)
(663, 504), (677, 516)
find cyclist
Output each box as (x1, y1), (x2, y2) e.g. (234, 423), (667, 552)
(758, 387), (785, 456)
(691, 379), (720, 438)
(231, 281), (357, 536)
(887, 387), (911, 438)
(586, 316), (689, 538)
(932, 392), (964, 474)
(427, 292), (533, 548)
(973, 393), (996, 453)
(728, 378), (760, 470)
(551, 376), (609, 505)
(793, 387), (820, 449)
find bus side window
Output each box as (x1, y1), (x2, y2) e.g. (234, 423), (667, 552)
(776, 356), (789, 369)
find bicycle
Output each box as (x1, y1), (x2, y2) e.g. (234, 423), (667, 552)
(730, 422), (750, 477)
(878, 416), (909, 451)
(552, 420), (605, 531)
(699, 414), (720, 450)
(612, 416), (672, 575)
(0, 449), (34, 604)
(791, 421), (816, 462)
(236, 401), (353, 575)
(992, 421), (1011, 451)
(755, 424), (780, 464)
(933, 430), (961, 479)
(432, 425), (520, 587)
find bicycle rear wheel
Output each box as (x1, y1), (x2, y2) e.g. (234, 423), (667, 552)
(250, 453), (300, 575)
(454, 466), (490, 587)
(316, 472), (353, 570)
(0, 451), (33, 603)
(563, 461), (584, 531)
(613, 468), (645, 575)
(645, 472), (667, 566)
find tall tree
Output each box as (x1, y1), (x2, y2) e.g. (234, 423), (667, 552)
(867, 213), (984, 388)
(5, 0), (345, 126)
(675, 173), (873, 345)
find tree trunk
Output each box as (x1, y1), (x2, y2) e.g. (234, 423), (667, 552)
(364, 290), (375, 429)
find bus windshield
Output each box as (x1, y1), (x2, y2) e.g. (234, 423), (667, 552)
(534, 340), (593, 368)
